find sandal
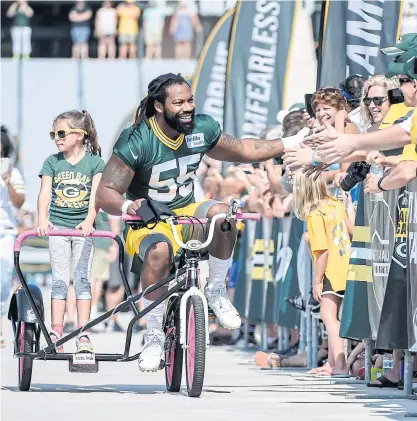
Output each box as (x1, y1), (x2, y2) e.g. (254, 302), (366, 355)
(367, 375), (399, 388)
(76, 333), (94, 353)
(267, 353), (288, 368)
(49, 330), (64, 353)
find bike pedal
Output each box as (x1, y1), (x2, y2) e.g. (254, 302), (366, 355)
(208, 308), (216, 321)
(69, 353), (99, 373)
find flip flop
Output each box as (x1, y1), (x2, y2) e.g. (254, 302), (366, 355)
(367, 375), (399, 388)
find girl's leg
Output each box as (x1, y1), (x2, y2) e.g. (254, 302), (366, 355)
(72, 236), (94, 328)
(320, 294), (348, 374)
(49, 235), (71, 350)
(119, 43), (128, 59)
(184, 41), (192, 59)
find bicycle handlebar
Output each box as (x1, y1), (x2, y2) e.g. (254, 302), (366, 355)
(123, 211), (260, 251)
(121, 213), (260, 224)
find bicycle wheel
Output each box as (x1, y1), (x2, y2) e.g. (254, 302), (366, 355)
(164, 303), (183, 392)
(185, 295), (206, 397)
(17, 322), (35, 391)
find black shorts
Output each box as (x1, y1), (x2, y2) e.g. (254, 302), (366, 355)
(322, 274), (345, 298)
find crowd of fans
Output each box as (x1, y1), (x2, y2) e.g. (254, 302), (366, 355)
(6, 0), (203, 60)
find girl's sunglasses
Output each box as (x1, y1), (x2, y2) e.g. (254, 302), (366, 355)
(49, 129), (87, 140)
(363, 96), (387, 107)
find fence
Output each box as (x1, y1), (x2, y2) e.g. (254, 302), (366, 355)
(235, 183), (417, 399)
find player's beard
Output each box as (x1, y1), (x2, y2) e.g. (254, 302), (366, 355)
(163, 108), (195, 135)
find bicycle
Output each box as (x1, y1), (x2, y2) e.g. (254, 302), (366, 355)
(9, 199), (259, 397)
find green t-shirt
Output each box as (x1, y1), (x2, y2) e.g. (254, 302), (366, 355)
(39, 152), (105, 228)
(113, 114), (222, 210)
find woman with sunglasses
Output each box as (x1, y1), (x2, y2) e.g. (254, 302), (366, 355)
(37, 110), (104, 353)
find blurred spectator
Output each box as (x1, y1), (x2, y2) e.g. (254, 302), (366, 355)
(6, 0), (34, 60)
(402, 1), (417, 34)
(170, 0), (202, 59)
(69, 0), (93, 59)
(143, 1), (166, 59)
(95, 1), (117, 59)
(117, 0), (141, 59)
(339, 74), (368, 132)
(1, 126), (26, 348)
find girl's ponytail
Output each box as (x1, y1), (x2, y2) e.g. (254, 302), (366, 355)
(82, 110), (101, 156)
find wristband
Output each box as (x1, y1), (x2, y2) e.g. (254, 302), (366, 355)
(121, 200), (133, 215)
(281, 127), (310, 151)
(377, 177), (386, 192)
(312, 150), (319, 167)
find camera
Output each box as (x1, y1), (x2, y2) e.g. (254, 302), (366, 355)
(340, 161), (371, 191)
(388, 88), (404, 104)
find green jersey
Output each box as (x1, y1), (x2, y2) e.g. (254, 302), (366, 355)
(113, 114), (222, 209)
(39, 152), (105, 228)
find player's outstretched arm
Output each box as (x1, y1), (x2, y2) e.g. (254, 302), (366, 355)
(207, 130), (307, 163)
(96, 154), (135, 215)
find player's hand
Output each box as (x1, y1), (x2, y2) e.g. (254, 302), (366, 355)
(127, 199), (145, 216)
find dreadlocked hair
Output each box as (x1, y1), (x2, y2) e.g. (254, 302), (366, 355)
(129, 73), (188, 138)
(53, 110), (102, 156)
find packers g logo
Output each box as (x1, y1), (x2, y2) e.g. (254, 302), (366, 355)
(56, 179), (88, 203)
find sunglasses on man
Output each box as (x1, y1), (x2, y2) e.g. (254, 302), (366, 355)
(363, 96), (387, 107)
(49, 129), (88, 140)
(398, 76), (413, 86)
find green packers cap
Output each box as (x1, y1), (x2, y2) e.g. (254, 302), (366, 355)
(385, 50), (417, 79)
(380, 33), (417, 56)
(381, 33), (417, 79)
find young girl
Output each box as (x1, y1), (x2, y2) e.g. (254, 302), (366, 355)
(292, 170), (355, 376)
(37, 110), (104, 353)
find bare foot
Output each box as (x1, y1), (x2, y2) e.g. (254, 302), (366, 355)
(308, 361), (331, 374)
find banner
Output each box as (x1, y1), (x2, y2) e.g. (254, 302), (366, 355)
(365, 189), (399, 340)
(191, 8), (235, 129)
(407, 181), (417, 351)
(224, 0), (299, 138)
(318, 0), (404, 87)
(376, 189), (409, 349)
(276, 216), (303, 330)
(340, 185), (372, 341)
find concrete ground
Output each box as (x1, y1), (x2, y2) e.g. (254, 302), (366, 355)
(1, 312), (416, 421)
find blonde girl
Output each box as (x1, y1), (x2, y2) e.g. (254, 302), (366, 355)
(37, 110), (104, 353)
(292, 171), (355, 376)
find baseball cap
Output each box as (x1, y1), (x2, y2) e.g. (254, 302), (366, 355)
(385, 50), (417, 78)
(381, 33), (417, 79)
(380, 33), (417, 56)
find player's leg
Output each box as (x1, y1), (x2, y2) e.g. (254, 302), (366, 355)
(126, 226), (174, 372)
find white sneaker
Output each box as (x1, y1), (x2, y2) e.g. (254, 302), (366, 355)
(205, 282), (241, 330)
(138, 329), (165, 372)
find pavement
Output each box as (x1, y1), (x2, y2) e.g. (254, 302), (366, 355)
(1, 310), (416, 421)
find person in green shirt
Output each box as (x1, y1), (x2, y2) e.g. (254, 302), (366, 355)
(96, 72), (307, 372)
(37, 109), (104, 354)
(6, 1), (34, 59)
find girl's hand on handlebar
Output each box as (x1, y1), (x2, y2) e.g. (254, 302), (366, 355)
(36, 220), (54, 236)
(76, 219), (95, 236)
(127, 199), (145, 216)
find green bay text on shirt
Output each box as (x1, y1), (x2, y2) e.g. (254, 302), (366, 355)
(39, 152), (104, 228)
